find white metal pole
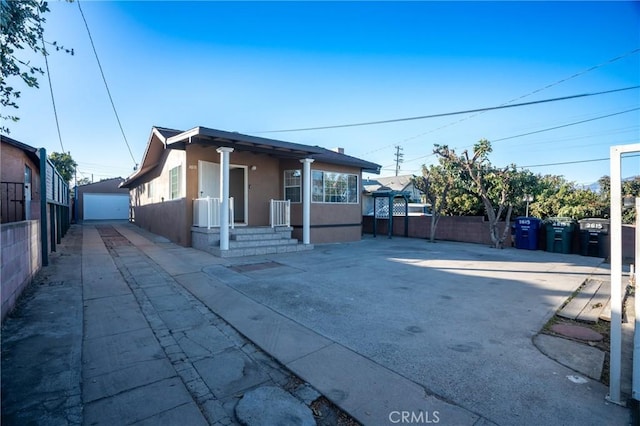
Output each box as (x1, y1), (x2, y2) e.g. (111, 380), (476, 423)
(207, 196), (211, 230)
(300, 158), (314, 245)
(217, 147), (233, 251)
(633, 197), (640, 400)
(270, 199), (274, 228)
(608, 145), (623, 404)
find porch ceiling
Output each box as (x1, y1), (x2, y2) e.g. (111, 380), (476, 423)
(166, 127), (324, 159)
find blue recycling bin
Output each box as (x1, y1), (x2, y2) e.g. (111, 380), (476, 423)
(514, 217), (541, 250)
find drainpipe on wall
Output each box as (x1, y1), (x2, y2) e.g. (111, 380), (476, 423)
(39, 148), (48, 266)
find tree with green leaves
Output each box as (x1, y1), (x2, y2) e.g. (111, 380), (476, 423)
(412, 164), (454, 243)
(49, 151), (77, 183)
(526, 174), (571, 219)
(1, 0), (73, 134)
(435, 139), (524, 249)
(597, 175), (639, 224)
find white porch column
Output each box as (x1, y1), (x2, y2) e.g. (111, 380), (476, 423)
(300, 158), (314, 245)
(217, 147), (234, 251)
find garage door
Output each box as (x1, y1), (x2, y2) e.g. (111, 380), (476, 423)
(84, 194), (129, 220)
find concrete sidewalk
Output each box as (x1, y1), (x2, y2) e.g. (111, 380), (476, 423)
(1, 222), (633, 425)
(3, 223), (341, 425)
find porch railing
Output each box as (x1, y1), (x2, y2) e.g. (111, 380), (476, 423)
(270, 199), (290, 228)
(193, 197), (234, 229)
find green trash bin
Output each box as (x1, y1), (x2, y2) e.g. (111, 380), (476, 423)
(545, 217), (576, 254)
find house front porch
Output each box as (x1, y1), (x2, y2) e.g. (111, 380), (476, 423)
(191, 226), (314, 258)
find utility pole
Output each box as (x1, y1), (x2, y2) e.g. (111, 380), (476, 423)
(394, 145), (404, 176)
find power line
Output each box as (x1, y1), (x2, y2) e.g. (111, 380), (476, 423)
(255, 86), (639, 134)
(39, 14), (65, 153)
(77, 0), (137, 167)
(358, 48), (640, 156)
(381, 149), (640, 177)
(395, 107), (640, 167)
(500, 48), (640, 107)
(492, 107), (640, 142)
(520, 154), (640, 169)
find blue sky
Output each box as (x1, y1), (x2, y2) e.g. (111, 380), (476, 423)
(7, 1), (640, 185)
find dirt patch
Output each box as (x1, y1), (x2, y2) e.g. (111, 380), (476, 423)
(541, 283), (634, 386)
(311, 396), (361, 426)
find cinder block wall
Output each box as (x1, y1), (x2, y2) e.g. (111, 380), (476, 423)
(363, 215), (513, 246)
(1, 220), (41, 322)
(363, 216), (637, 262)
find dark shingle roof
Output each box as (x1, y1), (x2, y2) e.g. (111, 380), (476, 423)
(123, 126), (381, 188)
(311, 148), (381, 174)
(153, 127), (183, 140)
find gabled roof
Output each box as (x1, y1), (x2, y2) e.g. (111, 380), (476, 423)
(377, 175), (415, 191)
(78, 177), (124, 188)
(363, 174), (416, 193)
(1, 135), (41, 166)
(154, 127), (182, 140)
(122, 126), (381, 188)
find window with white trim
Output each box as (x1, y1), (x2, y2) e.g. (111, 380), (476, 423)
(284, 170), (301, 203)
(169, 165), (182, 199)
(311, 170), (359, 203)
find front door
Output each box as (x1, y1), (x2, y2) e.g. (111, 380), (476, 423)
(198, 160), (247, 225)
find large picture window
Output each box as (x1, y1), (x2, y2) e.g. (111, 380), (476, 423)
(284, 170), (301, 203)
(311, 170), (358, 204)
(169, 165), (182, 199)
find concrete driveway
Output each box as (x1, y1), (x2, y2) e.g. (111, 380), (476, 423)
(190, 234), (628, 425)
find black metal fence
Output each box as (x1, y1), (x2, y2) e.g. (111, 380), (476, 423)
(1, 182), (25, 224)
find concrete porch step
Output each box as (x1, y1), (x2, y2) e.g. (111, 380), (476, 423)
(229, 238), (300, 249)
(231, 232), (293, 242)
(192, 225), (311, 258)
(209, 243), (314, 258)
(230, 226), (293, 235)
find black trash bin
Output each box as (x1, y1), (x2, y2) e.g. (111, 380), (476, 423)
(545, 217), (576, 254)
(578, 218), (610, 258)
(514, 217), (541, 250)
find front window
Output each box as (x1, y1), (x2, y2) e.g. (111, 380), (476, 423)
(284, 170), (301, 202)
(170, 165), (182, 199)
(311, 170), (359, 204)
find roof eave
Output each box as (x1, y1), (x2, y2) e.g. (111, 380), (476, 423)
(166, 126), (324, 157)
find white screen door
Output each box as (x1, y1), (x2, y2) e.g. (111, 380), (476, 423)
(198, 160), (220, 198)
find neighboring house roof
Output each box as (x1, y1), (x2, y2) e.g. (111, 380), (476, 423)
(1, 135), (41, 166)
(363, 174), (417, 193)
(77, 177), (125, 188)
(122, 126), (381, 188)
(363, 178), (384, 193)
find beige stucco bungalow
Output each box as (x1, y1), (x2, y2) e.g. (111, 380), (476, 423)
(121, 126), (380, 255)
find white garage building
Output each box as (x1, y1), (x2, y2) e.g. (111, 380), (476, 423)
(76, 177), (130, 221)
